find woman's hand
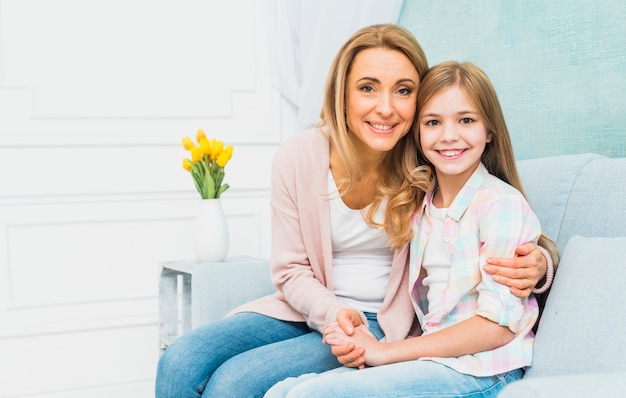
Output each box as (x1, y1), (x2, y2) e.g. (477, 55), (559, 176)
(335, 308), (364, 336)
(484, 242), (547, 298)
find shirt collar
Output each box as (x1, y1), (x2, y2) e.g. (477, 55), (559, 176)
(421, 163), (489, 222)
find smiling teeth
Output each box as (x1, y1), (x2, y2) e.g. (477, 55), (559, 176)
(371, 123), (392, 130)
(441, 150), (463, 157)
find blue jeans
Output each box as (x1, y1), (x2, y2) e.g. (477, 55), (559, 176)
(155, 312), (384, 398)
(265, 360), (524, 398)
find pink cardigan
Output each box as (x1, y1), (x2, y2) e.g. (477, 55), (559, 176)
(231, 128), (417, 342)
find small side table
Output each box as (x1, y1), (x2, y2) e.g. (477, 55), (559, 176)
(158, 256), (272, 352)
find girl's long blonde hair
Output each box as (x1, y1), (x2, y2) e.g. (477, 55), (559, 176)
(387, 61), (559, 272)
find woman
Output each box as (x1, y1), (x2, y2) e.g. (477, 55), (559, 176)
(155, 24), (550, 398)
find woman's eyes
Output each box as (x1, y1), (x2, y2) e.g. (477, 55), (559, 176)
(358, 86), (413, 95)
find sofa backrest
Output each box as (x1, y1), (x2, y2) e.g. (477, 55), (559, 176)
(517, 153), (626, 250)
(516, 153), (626, 378)
(557, 155), (626, 246)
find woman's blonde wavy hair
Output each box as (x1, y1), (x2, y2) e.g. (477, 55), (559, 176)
(318, 24), (429, 244)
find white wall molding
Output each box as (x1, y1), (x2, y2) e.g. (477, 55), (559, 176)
(0, 0), (281, 147)
(0, 1), (276, 395)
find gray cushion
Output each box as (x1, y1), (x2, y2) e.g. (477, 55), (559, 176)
(525, 236), (626, 378)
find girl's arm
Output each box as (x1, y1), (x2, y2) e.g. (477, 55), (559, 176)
(324, 315), (514, 367)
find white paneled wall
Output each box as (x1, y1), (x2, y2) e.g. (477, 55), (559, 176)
(0, 1), (280, 396)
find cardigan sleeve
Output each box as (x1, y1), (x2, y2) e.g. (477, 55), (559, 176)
(269, 130), (368, 332)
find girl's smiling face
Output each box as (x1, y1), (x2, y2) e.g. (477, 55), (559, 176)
(345, 48), (420, 157)
(418, 84), (492, 185)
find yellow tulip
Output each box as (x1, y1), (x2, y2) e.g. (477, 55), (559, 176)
(196, 128), (206, 144)
(223, 145), (234, 159)
(216, 151), (230, 167)
(210, 139), (224, 159)
(182, 158), (192, 172)
(191, 146), (202, 162)
(182, 136), (194, 151)
(180, 130), (233, 199)
(199, 137), (211, 155)
(217, 145), (233, 167)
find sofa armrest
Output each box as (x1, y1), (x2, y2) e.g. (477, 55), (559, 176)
(191, 257), (275, 327)
(499, 371), (626, 398)
(159, 257), (275, 351)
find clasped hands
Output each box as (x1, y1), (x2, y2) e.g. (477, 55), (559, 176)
(322, 308), (382, 369)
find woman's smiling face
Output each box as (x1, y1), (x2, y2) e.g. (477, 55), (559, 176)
(345, 48), (420, 156)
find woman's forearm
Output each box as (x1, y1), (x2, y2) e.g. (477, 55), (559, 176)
(484, 242), (546, 298)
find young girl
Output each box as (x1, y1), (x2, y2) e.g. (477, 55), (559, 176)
(264, 61), (558, 397)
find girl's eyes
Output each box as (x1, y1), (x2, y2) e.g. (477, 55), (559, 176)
(423, 118), (474, 126)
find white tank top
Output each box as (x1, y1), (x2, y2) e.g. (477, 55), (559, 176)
(328, 171), (394, 313)
(421, 201), (451, 319)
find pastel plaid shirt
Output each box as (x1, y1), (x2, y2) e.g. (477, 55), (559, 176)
(409, 163), (540, 377)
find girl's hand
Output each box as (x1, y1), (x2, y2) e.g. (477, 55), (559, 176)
(323, 308), (367, 368)
(484, 242), (546, 298)
(323, 322), (365, 369)
(329, 341), (366, 369)
(324, 323), (383, 368)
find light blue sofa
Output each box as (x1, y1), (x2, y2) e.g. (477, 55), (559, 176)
(498, 153), (626, 397)
(181, 153), (626, 397)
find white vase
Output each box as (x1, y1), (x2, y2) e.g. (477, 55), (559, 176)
(194, 198), (229, 262)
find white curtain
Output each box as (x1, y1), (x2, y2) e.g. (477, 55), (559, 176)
(267, 0), (404, 135)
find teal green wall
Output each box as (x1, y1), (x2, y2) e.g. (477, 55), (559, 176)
(399, 1), (626, 159)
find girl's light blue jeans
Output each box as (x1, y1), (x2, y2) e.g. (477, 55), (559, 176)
(264, 359), (524, 398)
(155, 312), (384, 398)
